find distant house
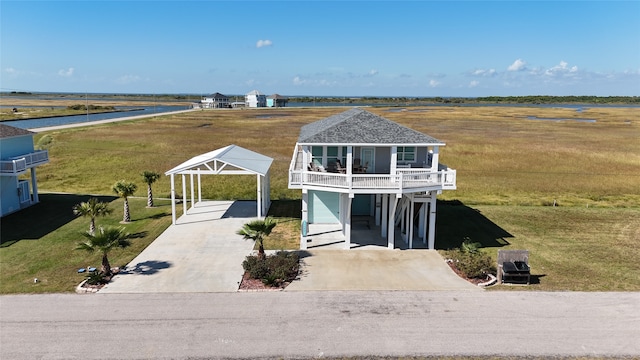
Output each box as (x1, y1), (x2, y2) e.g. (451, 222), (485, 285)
(288, 108), (456, 250)
(245, 90), (266, 108)
(201, 92), (230, 108)
(0, 124), (49, 217)
(266, 94), (288, 107)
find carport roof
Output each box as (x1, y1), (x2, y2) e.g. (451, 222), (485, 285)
(165, 144), (273, 176)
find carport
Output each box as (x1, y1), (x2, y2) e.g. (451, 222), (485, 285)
(165, 144), (273, 224)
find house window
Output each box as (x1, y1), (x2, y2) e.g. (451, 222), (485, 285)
(310, 146), (347, 171)
(397, 146), (416, 162)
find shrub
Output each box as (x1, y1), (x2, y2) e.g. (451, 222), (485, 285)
(242, 251), (300, 287)
(446, 248), (495, 279)
(85, 271), (108, 285)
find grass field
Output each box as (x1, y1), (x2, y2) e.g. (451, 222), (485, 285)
(1, 105), (639, 293)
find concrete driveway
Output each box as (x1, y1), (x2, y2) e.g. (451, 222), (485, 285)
(99, 201), (257, 293)
(100, 200), (480, 293)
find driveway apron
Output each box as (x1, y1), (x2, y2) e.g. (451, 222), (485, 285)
(99, 201), (257, 293)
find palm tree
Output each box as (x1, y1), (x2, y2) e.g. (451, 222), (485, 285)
(112, 180), (137, 223)
(141, 171), (161, 208)
(236, 217), (277, 260)
(72, 197), (112, 235)
(76, 226), (131, 277)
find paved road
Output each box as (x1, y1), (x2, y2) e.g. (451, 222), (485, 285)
(1, 291), (638, 359)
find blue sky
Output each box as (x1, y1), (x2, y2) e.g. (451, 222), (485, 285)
(1, 1), (639, 97)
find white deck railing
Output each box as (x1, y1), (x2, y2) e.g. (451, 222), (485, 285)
(0, 150), (49, 175)
(289, 168), (456, 192)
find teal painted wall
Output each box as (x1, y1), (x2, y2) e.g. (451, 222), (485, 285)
(309, 190), (339, 223)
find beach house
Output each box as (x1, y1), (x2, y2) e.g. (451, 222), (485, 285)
(201, 92), (230, 108)
(0, 124), (49, 217)
(245, 90), (266, 108)
(288, 108), (456, 250)
(266, 94), (288, 107)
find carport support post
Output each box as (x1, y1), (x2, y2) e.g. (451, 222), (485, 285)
(190, 173), (195, 208)
(381, 194), (388, 238)
(170, 174), (176, 224)
(428, 196), (437, 250)
(256, 174), (262, 218)
(197, 169), (202, 203)
(181, 174), (187, 216)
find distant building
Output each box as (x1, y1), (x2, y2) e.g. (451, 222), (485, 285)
(267, 94), (288, 107)
(201, 92), (230, 108)
(245, 90), (266, 108)
(0, 124), (49, 217)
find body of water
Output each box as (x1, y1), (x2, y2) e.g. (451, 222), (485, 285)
(6, 106), (188, 129)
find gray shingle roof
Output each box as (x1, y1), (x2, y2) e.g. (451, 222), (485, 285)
(0, 124), (34, 139)
(298, 108), (442, 145)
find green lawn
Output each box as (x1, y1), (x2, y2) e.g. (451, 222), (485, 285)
(1, 105), (638, 293)
(0, 194), (172, 294)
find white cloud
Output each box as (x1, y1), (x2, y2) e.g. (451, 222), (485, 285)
(545, 60), (579, 77)
(429, 79), (440, 87)
(368, 69), (378, 76)
(115, 74), (141, 84)
(58, 67), (74, 77)
(5, 67), (17, 74)
(256, 39), (273, 48)
(293, 76), (306, 85)
(508, 59), (527, 72)
(469, 80), (479, 88)
(471, 68), (497, 77)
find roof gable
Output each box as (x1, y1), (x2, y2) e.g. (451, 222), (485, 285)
(0, 124), (34, 139)
(165, 144), (273, 176)
(297, 108), (443, 145)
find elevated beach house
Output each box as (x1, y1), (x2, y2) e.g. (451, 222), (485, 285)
(266, 94), (288, 107)
(201, 92), (230, 108)
(0, 124), (49, 217)
(245, 90), (266, 108)
(288, 108), (456, 250)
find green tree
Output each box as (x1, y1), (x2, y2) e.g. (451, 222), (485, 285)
(76, 226), (131, 276)
(112, 180), (137, 223)
(141, 171), (161, 208)
(72, 197), (112, 235)
(236, 217), (277, 260)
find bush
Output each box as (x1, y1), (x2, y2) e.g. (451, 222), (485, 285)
(242, 251), (300, 287)
(445, 249), (495, 279)
(85, 271), (108, 285)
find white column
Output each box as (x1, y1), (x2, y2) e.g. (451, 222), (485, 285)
(256, 174), (262, 218)
(381, 194), (388, 237)
(388, 196), (399, 249)
(390, 146), (397, 175)
(170, 174), (176, 224)
(409, 196), (415, 249)
(431, 146), (440, 171)
(300, 191), (308, 250)
(30, 168), (39, 203)
(181, 174), (187, 216)
(428, 196), (437, 249)
(197, 170), (202, 202)
(190, 173), (195, 208)
(345, 195), (353, 249)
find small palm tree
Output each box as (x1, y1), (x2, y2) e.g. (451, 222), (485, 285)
(112, 180), (137, 223)
(72, 197), (112, 235)
(76, 226), (131, 277)
(237, 217), (277, 260)
(141, 171), (161, 208)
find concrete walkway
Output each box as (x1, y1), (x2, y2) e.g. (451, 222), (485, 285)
(99, 201), (257, 293)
